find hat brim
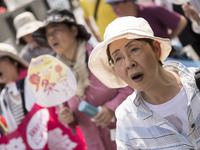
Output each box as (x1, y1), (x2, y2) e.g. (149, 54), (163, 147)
(88, 32), (171, 88)
(35, 19), (91, 42)
(0, 52), (28, 68)
(16, 21), (43, 45)
(37, 16), (77, 34)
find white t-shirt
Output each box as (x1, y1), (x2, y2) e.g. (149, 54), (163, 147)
(143, 87), (189, 137)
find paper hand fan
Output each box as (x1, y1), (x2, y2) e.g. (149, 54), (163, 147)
(28, 55), (77, 107)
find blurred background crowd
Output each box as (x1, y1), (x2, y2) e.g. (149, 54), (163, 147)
(0, 0), (199, 62)
(0, 0), (200, 149)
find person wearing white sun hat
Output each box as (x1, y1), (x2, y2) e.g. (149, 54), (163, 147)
(0, 43), (35, 133)
(13, 11), (55, 63)
(88, 16), (200, 149)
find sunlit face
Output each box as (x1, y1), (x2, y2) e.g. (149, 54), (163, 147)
(45, 23), (78, 54)
(0, 57), (19, 83)
(109, 38), (161, 91)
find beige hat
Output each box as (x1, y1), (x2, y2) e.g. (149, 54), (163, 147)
(88, 16), (172, 88)
(0, 43), (28, 68)
(13, 11), (43, 45)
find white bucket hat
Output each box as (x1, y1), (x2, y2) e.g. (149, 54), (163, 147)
(13, 11), (43, 45)
(88, 16), (172, 88)
(0, 43), (28, 68)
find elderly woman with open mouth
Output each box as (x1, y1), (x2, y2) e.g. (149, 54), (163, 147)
(88, 16), (200, 149)
(34, 8), (133, 150)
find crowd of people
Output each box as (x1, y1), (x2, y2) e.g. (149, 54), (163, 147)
(0, 0), (200, 149)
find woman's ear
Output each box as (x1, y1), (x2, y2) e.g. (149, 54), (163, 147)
(153, 40), (161, 61)
(71, 25), (78, 37)
(14, 61), (18, 67)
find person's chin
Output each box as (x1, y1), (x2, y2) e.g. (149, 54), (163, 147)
(53, 47), (61, 53)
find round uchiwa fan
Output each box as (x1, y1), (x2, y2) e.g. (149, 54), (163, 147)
(28, 55), (77, 107)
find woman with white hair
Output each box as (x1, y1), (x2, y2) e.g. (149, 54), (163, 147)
(89, 16), (200, 149)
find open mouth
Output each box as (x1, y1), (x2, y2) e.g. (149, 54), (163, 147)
(53, 42), (58, 47)
(131, 74), (143, 80)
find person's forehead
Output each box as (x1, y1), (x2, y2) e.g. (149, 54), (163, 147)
(110, 38), (144, 47)
(0, 56), (12, 63)
(46, 22), (66, 30)
(109, 39), (137, 53)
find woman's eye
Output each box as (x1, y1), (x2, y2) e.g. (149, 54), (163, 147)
(131, 47), (139, 52)
(46, 29), (59, 38)
(46, 33), (50, 38)
(115, 57), (122, 62)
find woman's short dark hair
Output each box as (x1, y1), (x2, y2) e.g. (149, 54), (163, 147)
(64, 23), (91, 41)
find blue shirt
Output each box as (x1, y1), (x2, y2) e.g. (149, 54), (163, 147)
(115, 61), (200, 149)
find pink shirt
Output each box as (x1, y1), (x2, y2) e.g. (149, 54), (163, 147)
(66, 42), (134, 150)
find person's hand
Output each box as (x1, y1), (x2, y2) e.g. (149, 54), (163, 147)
(58, 106), (75, 124)
(92, 105), (115, 128)
(182, 4), (200, 25)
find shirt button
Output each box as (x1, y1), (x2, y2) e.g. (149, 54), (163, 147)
(191, 123), (195, 128)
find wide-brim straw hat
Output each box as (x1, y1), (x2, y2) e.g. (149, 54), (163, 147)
(88, 16), (172, 88)
(35, 8), (91, 41)
(14, 11), (43, 45)
(0, 43), (28, 68)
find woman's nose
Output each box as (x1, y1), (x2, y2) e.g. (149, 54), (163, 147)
(125, 56), (136, 69)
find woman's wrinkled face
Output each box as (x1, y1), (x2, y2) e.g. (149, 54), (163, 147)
(109, 38), (161, 91)
(45, 23), (78, 54)
(0, 57), (18, 83)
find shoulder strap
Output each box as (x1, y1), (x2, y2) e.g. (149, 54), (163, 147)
(195, 70), (200, 90)
(94, 0), (100, 21)
(17, 79), (28, 115)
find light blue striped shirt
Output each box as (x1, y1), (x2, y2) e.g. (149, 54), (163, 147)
(115, 61), (200, 150)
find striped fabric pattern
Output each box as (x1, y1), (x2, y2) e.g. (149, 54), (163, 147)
(7, 93), (24, 126)
(115, 61), (200, 150)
